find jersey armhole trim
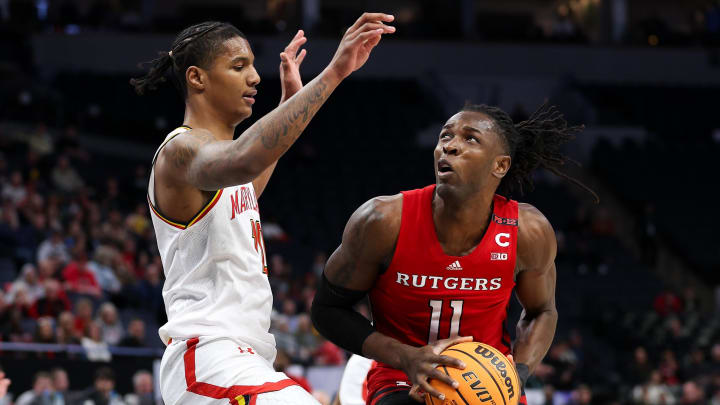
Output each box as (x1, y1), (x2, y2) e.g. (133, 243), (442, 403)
(148, 189), (223, 230)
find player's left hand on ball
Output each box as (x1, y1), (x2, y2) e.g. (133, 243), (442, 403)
(279, 29), (307, 99)
(398, 335), (472, 402)
(408, 385), (426, 403)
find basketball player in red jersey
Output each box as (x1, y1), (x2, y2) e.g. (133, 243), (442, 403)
(312, 103), (597, 405)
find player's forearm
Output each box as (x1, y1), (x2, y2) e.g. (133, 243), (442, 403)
(361, 332), (414, 370)
(188, 69), (340, 190)
(513, 307), (558, 372)
(240, 68), (339, 168)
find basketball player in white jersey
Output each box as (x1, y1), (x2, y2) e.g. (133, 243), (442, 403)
(130, 14), (395, 405)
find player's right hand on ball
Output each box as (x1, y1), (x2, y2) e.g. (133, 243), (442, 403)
(399, 336), (472, 402)
(327, 12), (395, 80)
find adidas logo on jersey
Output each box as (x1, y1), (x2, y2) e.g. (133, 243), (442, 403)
(446, 260), (463, 271)
(396, 381), (410, 387)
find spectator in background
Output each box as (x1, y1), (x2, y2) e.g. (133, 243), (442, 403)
(120, 238), (139, 279)
(125, 204), (149, 237)
(295, 313), (319, 365)
(682, 287), (701, 314)
(313, 337), (344, 366)
(15, 371), (53, 405)
(683, 348), (711, 384)
(270, 316), (298, 360)
(51, 155), (83, 193)
(78, 367), (125, 405)
(96, 302), (123, 345)
(81, 321), (111, 362)
(281, 299), (299, 333)
(30, 279), (71, 319)
(72, 298), (94, 338)
(568, 384), (592, 405)
(118, 318), (145, 347)
(666, 317), (690, 355)
(62, 252), (101, 298)
(87, 246), (121, 295)
(7, 263), (45, 303)
(654, 290), (683, 317)
(56, 126), (89, 162)
(628, 346), (655, 386)
(710, 344), (720, 374)
(136, 261), (162, 315)
(51, 367), (75, 404)
(632, 370), (676, 405)
(659, 349), (681, 386)
(34, 316), (56, 344)
(56, 311), (80, 345)
(2, 171), (26, 205)
(681, 381), (705, 405)
(36, 229), (70, 265)
(124, 370), (154, 405)
(27, 122), (54, 157)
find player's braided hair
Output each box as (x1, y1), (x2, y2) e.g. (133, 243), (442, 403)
(130, 21), (246, 97)
(462, 102), (599, 202)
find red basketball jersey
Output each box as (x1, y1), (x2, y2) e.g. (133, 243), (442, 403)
(366, 185), (518, 404)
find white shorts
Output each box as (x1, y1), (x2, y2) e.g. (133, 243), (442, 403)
(160, 336), (320, 405)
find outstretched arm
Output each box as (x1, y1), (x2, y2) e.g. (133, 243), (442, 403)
(168, 13), (395, 192)
(311, 195), (467, 402)
(253, 29), (309, 197)
(513, 203), (559, 382)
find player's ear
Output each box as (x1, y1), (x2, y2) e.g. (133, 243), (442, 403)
(186, 66), (206, 92)
(492, 155), (511, 179)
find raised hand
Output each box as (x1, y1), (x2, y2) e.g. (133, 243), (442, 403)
(397, 335), (472, 402)
(280, 30), (308, 102)
(328, 13), (395, 80)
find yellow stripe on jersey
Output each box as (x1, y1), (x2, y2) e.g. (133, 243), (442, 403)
(148, 189), (222, 230)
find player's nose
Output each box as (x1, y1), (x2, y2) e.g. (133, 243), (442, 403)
(443, 138), (460, 155)
(247, 66), (260, 87)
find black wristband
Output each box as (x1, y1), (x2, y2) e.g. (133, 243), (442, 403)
(516, 363), (530, 387)
(310, 274), (375, 355)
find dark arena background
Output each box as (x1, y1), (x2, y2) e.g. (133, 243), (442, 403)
(1, 0), (719, 404)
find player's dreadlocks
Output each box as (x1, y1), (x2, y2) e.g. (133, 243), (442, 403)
(130, 21), (245, 97)
(463, 102), (599, 202)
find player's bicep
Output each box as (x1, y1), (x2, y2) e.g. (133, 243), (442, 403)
(324, 198), (397, 291)
(515, 260), (556, 315)
(515, 204), (558, 314)
(185, 138), (255, 191)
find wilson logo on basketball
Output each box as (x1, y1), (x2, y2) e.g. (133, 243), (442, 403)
(474, 346), (516, 399)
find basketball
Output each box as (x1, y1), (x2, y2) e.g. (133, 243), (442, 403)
(424, 342), (520, 405)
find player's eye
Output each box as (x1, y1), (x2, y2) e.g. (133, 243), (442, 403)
(233, 66), (244, 71)
(466, 135), (478, 143)
(440, 132), (451, 139)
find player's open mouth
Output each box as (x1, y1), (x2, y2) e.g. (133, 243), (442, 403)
(243, 90), (257, 105)
(438, 159), (454, 174)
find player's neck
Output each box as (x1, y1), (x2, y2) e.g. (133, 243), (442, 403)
(432, 189), (494, 241)
(183, 101), (238, 141)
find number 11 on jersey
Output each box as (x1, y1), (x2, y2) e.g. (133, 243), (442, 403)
(428, 299), (464, 343)
(250, 219), (268, 274)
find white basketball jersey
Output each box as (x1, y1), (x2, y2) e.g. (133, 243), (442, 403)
(148, 126), (276, 362)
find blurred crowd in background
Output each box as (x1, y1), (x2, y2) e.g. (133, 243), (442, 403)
(0, 0), (719, 46)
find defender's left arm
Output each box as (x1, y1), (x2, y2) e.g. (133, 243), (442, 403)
(253, 30), (308, 197)
(513, 203), (559, 383)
